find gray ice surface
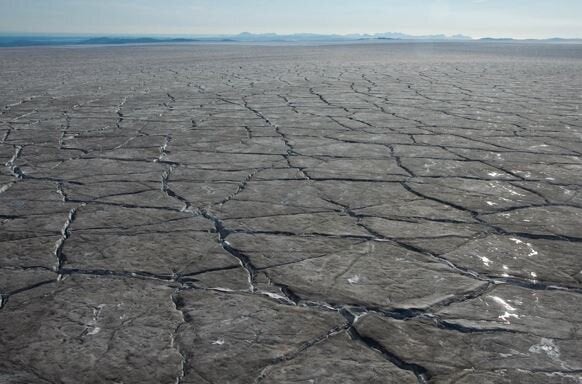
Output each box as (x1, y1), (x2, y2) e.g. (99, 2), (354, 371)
(1, 42), (581, 383)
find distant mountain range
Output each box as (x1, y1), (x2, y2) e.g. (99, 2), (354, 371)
(231, 32), (474, 41)
(0, 32), (580, 47)
(0, 36), (225, 47)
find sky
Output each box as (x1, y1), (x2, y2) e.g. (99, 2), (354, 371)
(1, 0), (581, 39)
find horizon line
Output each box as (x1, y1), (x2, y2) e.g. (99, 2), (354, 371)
(1, 31), (582, 41)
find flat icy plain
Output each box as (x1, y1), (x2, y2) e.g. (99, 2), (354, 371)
(1, 42), (582, 383)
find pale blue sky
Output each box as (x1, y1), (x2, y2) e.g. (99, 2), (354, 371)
(1, 0), (581, 38)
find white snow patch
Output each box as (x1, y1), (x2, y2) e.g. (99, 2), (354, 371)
(529, 338), (560, 360)
(499, 312), (519, 322)
(478, 256), (492, 267)
(490, 296), (517, 312)
(348, 275), (361, 284)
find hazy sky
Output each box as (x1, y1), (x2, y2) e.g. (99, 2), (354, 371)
(1, 0), (581, 38)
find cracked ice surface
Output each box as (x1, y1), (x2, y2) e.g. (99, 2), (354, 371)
(1, 43), (582, 383)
